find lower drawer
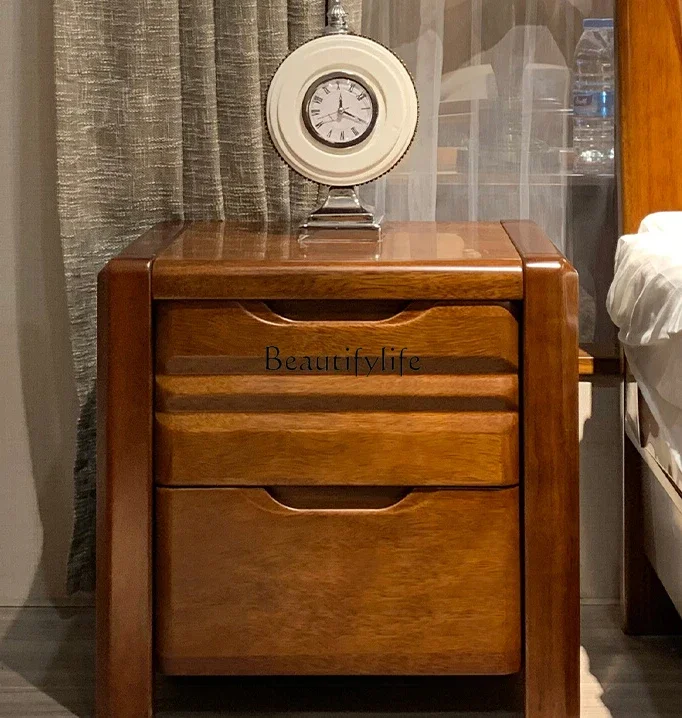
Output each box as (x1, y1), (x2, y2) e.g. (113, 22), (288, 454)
(155, 486), (521, 676)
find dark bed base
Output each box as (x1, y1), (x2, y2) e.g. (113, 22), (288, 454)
(623, 427), (682, 635)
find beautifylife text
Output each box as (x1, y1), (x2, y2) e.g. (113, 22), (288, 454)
(265, 346), (422, 376)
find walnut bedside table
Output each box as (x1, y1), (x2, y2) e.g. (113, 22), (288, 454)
(97, 220), (579, 718)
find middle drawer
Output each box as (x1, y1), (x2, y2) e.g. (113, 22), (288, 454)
(155, 410), (518, 486)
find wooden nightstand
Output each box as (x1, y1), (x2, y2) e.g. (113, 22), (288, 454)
(97, 221), (579, 718)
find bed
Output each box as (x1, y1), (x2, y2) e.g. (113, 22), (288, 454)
(608, 213), (682, 630)
(615, 0), (682, 634)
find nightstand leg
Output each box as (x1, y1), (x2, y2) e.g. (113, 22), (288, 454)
(504, 222), (581, 718)
(524, 504), (580, 718)
(96, 258), (156, 718)
(522, 266), (581, 717)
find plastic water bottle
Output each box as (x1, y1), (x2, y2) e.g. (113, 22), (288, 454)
(572, 18), (615, 173)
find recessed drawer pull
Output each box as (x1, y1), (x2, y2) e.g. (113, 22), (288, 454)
(155, 300), (519, 375)
(225, 300), (505, 330)
(265, 487), (412, 511)
(260, 300), (412, 323)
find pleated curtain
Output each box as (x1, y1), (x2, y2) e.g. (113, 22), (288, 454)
(55, 0), (362, 593)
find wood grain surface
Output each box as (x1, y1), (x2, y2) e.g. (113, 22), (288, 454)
(156, 374), (520, 413)
(155, 486), (521, 676)
(151, 222), (523, 300)
(617, 0), (682, 234)
(155, 411), (519, 487)
(95, 220), (583, 716)
(155, 301), (520, 375)
(97, 223), (184, 718)
(503, 221), (580, 718)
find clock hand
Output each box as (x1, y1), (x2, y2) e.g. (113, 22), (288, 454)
(342, 110), (368, 124)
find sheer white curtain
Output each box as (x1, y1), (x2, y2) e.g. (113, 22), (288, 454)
(360, 0), (608, 254)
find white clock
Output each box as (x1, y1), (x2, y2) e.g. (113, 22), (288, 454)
(265, 3), (419, 189)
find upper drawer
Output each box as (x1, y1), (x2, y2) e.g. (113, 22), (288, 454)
(155, 301), (519, 375)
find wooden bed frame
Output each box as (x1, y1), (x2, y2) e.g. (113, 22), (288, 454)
(618, 0), (682, 633)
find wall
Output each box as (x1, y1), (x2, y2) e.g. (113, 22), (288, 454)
(0, 0), (80, 606)
(580, 380), (622, 601)
(0, 0), (621, 606)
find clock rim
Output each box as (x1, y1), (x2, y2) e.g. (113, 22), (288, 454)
(301, 72), (379, 150)
(266, 34), (419, 187)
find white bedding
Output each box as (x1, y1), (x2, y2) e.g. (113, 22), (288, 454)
(607, 212), (682, 478)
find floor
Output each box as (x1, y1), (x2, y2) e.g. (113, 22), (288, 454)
(0, 605), (680, 717)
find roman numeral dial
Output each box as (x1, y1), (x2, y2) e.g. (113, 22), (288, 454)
(303, 73), (378, 149)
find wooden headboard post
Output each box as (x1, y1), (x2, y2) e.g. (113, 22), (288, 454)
(617, 0), (682, 234)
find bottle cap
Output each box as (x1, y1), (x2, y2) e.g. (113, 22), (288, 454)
(583, 18), (614, 29)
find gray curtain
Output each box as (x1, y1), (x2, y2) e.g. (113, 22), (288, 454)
(55, 0), (362, 593)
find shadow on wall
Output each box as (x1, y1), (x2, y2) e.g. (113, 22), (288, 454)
(0, 0), (92, 715)
(579, 378), (622, 601)
(12, 0), (79, 608)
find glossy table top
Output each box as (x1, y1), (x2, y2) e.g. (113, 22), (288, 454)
(151, 221), (524, 300)
(158, 221), (520, 263)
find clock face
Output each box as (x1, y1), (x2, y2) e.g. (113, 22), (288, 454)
(302, 74), (378, 149)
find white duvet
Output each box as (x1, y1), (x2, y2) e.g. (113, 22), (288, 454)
(607, 212), (682, 476)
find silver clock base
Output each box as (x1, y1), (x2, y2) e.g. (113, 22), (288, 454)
(299, 187), (382, 242)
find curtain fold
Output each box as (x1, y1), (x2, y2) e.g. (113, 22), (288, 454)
(180, 0), (225, 218)
(361, 0), (590, 231)
(359, 0), (611, 341)
(56, 0), (362, 592)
